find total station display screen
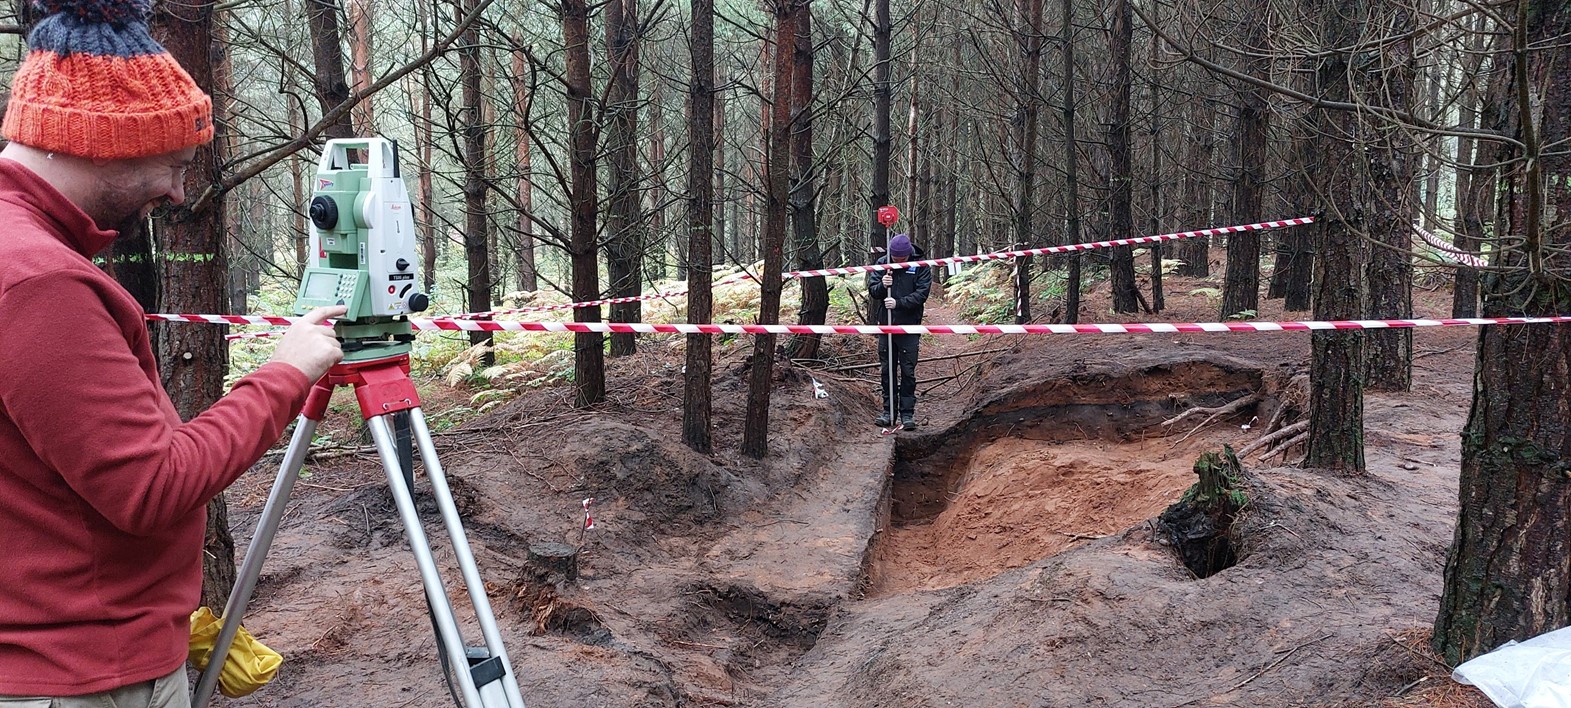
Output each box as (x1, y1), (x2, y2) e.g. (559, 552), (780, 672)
(304, 272), (340, 300)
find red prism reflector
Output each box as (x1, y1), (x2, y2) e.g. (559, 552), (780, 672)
(877, 205), (899, 227)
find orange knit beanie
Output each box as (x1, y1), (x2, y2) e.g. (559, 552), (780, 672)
(3, 0), (213, 160)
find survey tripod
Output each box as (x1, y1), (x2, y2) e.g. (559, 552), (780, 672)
(193, 334), (526, 708)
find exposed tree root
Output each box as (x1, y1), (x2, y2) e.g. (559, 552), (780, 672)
(1238, 420), (1309, 458)
(1263, 429), (1310, 461)
(1162, 393), (1263, 443)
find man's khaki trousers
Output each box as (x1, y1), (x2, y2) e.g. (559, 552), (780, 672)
(0, 668), (188, 708)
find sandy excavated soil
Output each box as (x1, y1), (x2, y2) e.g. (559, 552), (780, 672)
(208, 258), (1491, 707)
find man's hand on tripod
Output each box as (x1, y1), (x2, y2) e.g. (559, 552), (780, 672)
(271, 305), (346, 381)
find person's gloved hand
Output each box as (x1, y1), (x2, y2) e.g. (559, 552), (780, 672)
(270, 305), (346, 381)
(881, 273), (893, 287)
(884, 297), (896, 309)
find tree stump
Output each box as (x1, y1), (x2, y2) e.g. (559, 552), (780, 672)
(528, 542), (579, 584)
(512, 543), (608, 643)
(1159, 445), (1246, 578)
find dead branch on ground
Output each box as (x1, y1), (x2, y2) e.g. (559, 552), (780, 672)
(1238, 420), (1309, 459)
(1162, 393), (1263, 443)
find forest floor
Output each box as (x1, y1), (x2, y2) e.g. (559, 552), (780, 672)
(211, 249), (1495, 707)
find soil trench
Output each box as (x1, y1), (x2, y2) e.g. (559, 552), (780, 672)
(865, 356), (1265, 596)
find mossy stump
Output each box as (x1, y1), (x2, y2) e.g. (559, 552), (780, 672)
(1159, 445), (1247, 578)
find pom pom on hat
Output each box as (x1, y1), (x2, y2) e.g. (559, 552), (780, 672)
(4, 0), (212, 159)
(888, 233), (914, 259)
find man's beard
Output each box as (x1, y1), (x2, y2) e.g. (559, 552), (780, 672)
(111, 213), (146, 238)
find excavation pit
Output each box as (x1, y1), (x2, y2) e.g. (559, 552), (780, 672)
(864, 356), (1267, 596)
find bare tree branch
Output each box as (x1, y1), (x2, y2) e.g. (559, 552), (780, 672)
(1130, 1), (1517, 146)
(188, 0), (502, 214)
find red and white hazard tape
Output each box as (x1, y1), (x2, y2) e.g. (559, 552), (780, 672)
(450, 272), (758, 320)
(400, 315), (1569, 335)
(776, 216), (1316, 280)
(226, 330), (286, 341)
(140, 314), (293, 342)
(440, 217), (1315, 321)
(150, 313), (297, 326)
(1414, 224), (1487, 268)
(153, 313), (1571, 337)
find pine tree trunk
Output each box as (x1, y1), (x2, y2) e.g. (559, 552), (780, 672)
(347, 0), (375, 133)
(683, 0), (716, 453)
(1107, 0), (1138, 314)
(748, 39), (770, 265)
(867, 0), (892, 258)
(417, 7), (437, 294)
(306, 0), (353, 139)
(648, 83), (669, 281)
(940, 33), (961, 264)
(1363, 2), (1416, 393)
(1451, 14), (1495, 319)
(563, 0), (604, 407)
(1278, 130), (1314, 312)
(742, 0), (796, 459)
(1013, 0), (1044, 323)
(714, 87), (728, 265)
(1147, 26), (1165, 313)
(904, 37), (920, 220)
(1177, 94), (1215, 278)
(152, 0), (235, 609)
(1303, 0), (1366, 474)
(605, 0), (644, 357)
(1221, 0), (1270, 319)
(786, 3), (827, 361)
(963, 129), (982, 258)
(1419, 70), (1441, 229)
(460, 0), (492, 367)
(510, 50), (538, 292)
(1435, 0), (1571, 664)
(289, 104), (309, 276)
(826, 164), (846, 265)
(1059, 0), (1081, 324)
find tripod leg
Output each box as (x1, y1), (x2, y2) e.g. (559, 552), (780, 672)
(366, 414), (490, 708)
(408, 407), (527, 707)
(192, 415), (319, 708)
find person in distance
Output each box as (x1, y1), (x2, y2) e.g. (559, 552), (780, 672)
(866, 233), (931, 431)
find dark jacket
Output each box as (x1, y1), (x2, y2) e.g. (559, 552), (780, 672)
(866, 245), (931, 325)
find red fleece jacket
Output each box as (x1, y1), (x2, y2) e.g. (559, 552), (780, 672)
(0, 158), (311, 695)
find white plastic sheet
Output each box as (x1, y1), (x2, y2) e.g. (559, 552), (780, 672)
(1454, 625), (1571, 708)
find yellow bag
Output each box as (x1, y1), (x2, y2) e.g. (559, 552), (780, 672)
(188, 606), (283, 698)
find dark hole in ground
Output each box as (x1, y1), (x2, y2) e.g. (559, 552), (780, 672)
(1157, 447), (1248, 578)
(864, 357), (1266, 596)
(1159, 500), (1239, 578)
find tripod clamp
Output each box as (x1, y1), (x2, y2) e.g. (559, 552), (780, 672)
(192, 354), (526, 708)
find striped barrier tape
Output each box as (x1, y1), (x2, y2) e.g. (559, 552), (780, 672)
(402, 315), (1570, 335)
(151, 313), (298, 326)
(148, 313), (1571, 338)
(442, 216), (1316, 321)
(227, 330), (285, 341)
(449, 272), (757, 320)
(1414, 224), (1488, 268)
(774, 216), (1316, 280)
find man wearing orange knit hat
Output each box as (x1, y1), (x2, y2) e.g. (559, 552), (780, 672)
(0, 0), (344, 704)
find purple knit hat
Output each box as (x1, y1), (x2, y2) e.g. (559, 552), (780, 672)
(888, 233), (913, 259)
